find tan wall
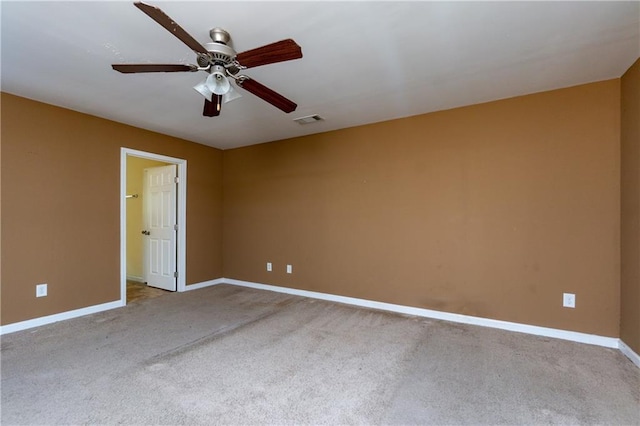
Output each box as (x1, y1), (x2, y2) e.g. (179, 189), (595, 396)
(126, 157), (168, 280)
(1, 93), (224, 325)
(621, 58), (640, 352)
(223, 80), (621, 337)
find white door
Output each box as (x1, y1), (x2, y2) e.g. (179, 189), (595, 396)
(143, 165), (177, 291)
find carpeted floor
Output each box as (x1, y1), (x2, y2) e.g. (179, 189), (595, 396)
(1, 284), (638, 425)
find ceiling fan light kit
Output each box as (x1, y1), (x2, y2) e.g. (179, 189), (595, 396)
(111, 2), (303, 117)
(193, 81), (241, 104)
(206, 65), (231, 96)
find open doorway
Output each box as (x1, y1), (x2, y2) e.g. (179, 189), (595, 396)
(120, 148), (187, 306)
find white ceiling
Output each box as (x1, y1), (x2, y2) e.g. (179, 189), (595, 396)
(2, 1), (639, 150)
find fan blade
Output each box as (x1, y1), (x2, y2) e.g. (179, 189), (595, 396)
(203, 95), (222, 117)
(238, 78), (297, 113)
(112, 64), (197, 73)
(134, 2), (208, 55)
(235, 39), (302, 69)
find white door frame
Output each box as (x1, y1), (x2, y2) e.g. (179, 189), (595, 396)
(120, 148), (187, 305)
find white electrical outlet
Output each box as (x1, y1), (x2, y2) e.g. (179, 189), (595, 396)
(563, 293), (575, 308)
(286, 264), (292, 274)
(266, 262), (272, 272)
(36, 283), (48, 298)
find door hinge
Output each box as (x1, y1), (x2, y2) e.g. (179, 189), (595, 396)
(174, 271), (178, 278)
(174, 224), (178, 231)
(174, 176), (179, 183)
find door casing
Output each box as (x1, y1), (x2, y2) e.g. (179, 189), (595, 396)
(120, 148), (187, 305)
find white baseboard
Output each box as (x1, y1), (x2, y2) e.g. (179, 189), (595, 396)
(619, 340), (640, 368)
(1, 277), (633, 368)
(183, 278), (225, 291)
(222, 278), (620, 349)
(0, 300), (123, 335)
(126, 275), (144, 283)
(0, 277), (225, 335)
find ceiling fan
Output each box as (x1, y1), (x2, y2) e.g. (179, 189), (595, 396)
(112, 2), (303, 117)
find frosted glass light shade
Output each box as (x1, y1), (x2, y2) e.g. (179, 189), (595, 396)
(223, 85), (242, 103)
(206, 72), (231, 95)
(193, 80), (213, 100)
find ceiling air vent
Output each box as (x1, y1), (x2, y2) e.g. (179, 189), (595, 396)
(293, 114), (324, 125)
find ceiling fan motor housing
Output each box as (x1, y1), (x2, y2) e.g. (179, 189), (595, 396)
(202, 42), (236, 67)
(197, 28), (237, 69)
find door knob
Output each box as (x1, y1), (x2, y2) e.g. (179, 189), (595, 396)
(141, 230), (150, 235)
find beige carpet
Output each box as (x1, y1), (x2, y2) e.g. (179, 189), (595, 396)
(1, 284), (638, 425)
